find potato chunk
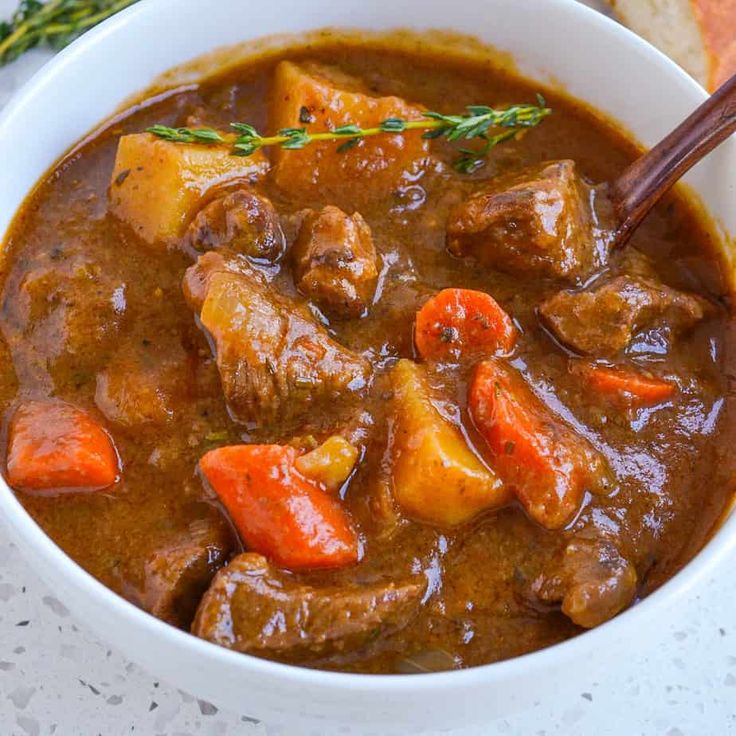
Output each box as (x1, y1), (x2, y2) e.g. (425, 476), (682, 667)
(269, 62), (429, 208)
(295, 435), (360, 492)
(109, 133), (268, 245)
(388, 360), (509, 527)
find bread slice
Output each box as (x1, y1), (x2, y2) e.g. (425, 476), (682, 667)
(610, 0), (736, 91)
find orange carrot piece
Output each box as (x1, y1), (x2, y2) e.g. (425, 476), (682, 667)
(468, 359), (610, 529)
(199, 445), (359, 570)
(572, 362), (676, 407)
(415, 288), (517, 361)
(6, 401), (119, 492)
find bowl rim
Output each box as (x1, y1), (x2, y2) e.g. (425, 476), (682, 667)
(0, 0), (735, 697)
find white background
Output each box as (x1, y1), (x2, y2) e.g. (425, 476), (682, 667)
(0, 1), (734, 734)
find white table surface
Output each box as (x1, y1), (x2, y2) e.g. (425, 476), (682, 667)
(1, 1), (735, 734)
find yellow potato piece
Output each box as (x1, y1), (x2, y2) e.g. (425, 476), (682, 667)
(295, 436), (360, 492)
(389, 360), (510, 527)
(269, 61), (429, 208)
(109, 133), (268, 245)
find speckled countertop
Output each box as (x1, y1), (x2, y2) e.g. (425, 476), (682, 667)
(1, 2), (735, 734)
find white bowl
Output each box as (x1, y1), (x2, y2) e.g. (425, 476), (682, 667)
(1, 0), (735, 732)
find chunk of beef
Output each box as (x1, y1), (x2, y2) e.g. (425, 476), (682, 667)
(193, 553), (425, 659)
(137, 512), (235, 629)
(186, 189), (285, 263)
(291, 206), (378, 319)
(95, 336), (193, 428)
(446, 160), (606, 283)
(532, 537), (637, 628)
(1, 246), (127, 389)
(142, 526), (233, 629)
(539, 274), (712, 357)
(183, 253), (372, 426)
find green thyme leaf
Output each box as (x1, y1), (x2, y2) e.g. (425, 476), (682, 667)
(149, 99), (551, 175)
(0, 0), (141, 67)
(333, 124), (363, 136)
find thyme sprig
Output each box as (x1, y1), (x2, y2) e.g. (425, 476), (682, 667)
(0, 0), (139, 66)
(148, 98), (551, 174)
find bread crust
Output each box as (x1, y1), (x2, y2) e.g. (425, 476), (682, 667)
(692, 0), (736, 89)
(611, 0), (736, 91)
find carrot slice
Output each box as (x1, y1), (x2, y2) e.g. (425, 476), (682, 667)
(468, 359), (610, 530)
(415, 288), (516, 361)
(6, 401), (119, 492)
(572, 362), (676, 407)
(199, 445), (359, 570)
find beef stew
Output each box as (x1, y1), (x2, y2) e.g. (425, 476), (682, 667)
(1, 37), (734, 674)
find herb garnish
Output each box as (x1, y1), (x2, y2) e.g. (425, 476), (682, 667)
(148, 99), (551, 174)
(0, 0), (139, 66)
(0, 4), (550, 172)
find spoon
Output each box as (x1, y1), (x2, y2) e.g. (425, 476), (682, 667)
(609, 72), (736, 249)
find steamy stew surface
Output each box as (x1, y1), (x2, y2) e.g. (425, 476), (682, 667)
(2, 36), (735, 674)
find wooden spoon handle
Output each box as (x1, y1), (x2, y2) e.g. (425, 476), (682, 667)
(609, 73), (736, 247)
